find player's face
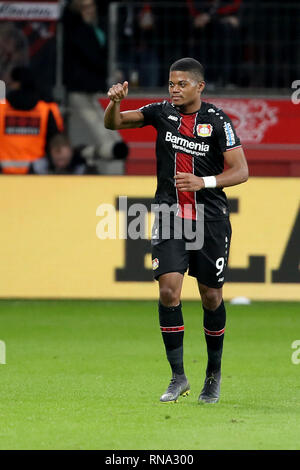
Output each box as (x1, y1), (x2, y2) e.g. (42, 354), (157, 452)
(168, 71), (204, 108)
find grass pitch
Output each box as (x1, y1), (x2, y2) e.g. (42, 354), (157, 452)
(0, 299), (299, 450)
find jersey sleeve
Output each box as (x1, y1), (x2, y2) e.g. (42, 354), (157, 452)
(214, 110), (241, 153)
(139, 101), (163, 128)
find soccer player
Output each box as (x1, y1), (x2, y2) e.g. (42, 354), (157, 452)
(104, 58), (248, 404)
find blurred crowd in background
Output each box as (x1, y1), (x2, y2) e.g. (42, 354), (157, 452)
(2, 0), (299, 93)
(0, 0), (299, 175)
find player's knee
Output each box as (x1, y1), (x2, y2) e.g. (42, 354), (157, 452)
(201, 288), (222, 311)
(159, 286), (180, 307)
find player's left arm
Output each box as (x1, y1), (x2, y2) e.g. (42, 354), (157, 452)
(174, 147), (248, 192)
(216, 146), (249, 187)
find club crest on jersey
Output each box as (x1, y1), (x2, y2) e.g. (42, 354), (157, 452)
(152, 258), (159, 270)
(196, 124), (213, 137)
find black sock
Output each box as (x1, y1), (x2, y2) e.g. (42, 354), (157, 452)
(203, 300), (226, 375)
(159, 301), (184, 375)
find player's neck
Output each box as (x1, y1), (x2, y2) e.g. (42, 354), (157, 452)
(177, 99), (202, 115)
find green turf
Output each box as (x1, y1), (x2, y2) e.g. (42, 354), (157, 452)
(0, 299), (299, 450)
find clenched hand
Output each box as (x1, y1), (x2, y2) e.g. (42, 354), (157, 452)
(107, 81), (129, 102)
(174, 172), (205, 192)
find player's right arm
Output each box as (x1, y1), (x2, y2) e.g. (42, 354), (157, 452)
(104, 81), (144, 130)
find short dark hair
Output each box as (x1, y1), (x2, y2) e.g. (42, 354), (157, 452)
(49, 133), (70, 150)
(11, 66), (36, 90)
(170, 58), (205, 81)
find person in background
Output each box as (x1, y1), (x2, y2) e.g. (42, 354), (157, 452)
(29, 134), (97, 175)
(21, 20), (57, 101)
(63, 0), (127, 162)
(29, 133), (128, 175)
(0, 23), (29, 87)
(186, 0), (242, 87)
(63, 0), (107, 94)
(118, 0), (171, 88)
(0, 66), (64, 174)
(117, 1), (193, 89)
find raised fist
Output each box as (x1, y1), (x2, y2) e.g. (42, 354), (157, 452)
(107, 81), (128, 102)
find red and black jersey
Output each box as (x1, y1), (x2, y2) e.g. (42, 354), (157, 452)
(139, 100), (241, 221)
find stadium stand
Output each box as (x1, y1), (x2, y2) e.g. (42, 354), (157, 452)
(0, 1), (299, 176)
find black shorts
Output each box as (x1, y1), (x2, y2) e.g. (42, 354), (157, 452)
(151, 218), (232, 288)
